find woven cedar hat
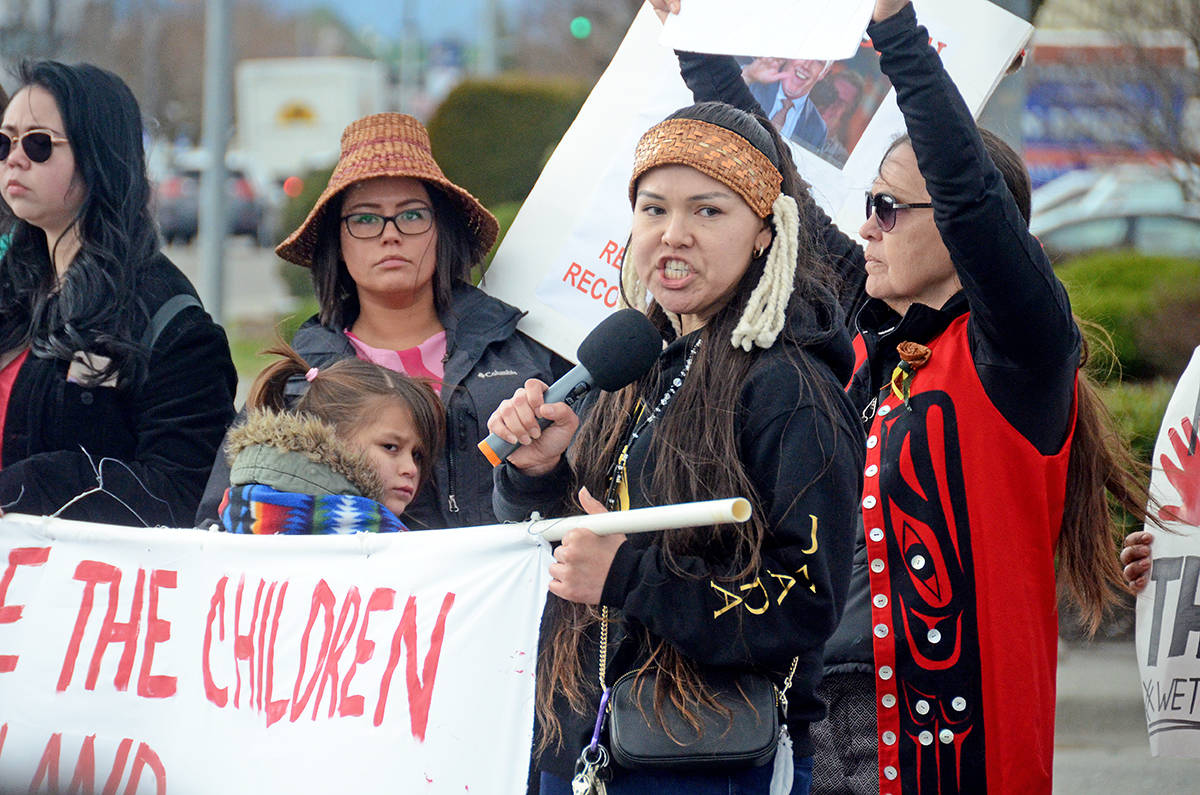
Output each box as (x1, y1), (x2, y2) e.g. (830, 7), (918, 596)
(276, 113), (499, 268)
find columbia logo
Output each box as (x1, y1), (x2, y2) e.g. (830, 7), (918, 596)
(477, 369), (518, 379)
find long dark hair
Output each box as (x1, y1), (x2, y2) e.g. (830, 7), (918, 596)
(0, 60), (158, 387)
(536, 101), (846, 752)
(0, 81), (9, 228)
(248, 342), (445, 496)
(886, 129), (1153, 634)
(309, 182), (476, 330)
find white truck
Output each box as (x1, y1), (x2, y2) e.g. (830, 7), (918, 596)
(233, 57), (389, 185)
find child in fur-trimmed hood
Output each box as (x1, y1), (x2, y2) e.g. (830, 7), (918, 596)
(218, 343), (444, 535)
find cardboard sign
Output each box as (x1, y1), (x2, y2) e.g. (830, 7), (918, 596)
(0, 515), (551, 793)
(486, 0), (1032, 359)
(1136, 346), (1200, 758)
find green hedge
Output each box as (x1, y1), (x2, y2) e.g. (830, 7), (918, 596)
(427, 76), (589, 207)
(478, 200), (523, 277)
(1058, 251), (1200, 382)
(1097, 378), (1176, 465)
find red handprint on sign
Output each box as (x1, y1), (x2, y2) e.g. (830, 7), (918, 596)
(1159, 416), (1200, 525)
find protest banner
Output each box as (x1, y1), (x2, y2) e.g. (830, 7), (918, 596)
(1136, 346), (1200, 758)
(0, 499), (754, 791)
(486, 0), (1032, 359)
(0, 514), (551, 793)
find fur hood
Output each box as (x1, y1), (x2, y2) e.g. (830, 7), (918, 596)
(226, 409), (383, 502)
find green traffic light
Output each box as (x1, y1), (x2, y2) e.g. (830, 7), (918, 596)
(569, 16), (592, 39)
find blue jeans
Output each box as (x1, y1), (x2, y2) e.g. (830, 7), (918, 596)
(540, 756), (813, 795)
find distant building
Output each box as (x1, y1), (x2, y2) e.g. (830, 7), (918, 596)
(1022, 29), (1195, 185)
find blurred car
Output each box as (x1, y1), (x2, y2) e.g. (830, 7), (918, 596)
(154, 168), (268, 245)
(1034, 210), (1200, 261)
(153, 150), (277, 246)
(1030, 164), (1200, 261)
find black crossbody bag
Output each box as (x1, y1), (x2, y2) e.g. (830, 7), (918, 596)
(606, 663), (791, 771)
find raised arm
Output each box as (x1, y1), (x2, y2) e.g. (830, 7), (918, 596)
(870, 3), (1078, 371)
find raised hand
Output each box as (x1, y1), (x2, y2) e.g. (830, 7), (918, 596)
(648, 0), (681, 22)
(873, 0), (912, 22)
(1160, 416), (1200, 525)
(741, 57), (789, 85)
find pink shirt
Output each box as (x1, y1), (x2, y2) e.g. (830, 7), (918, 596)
(344, 329), (447, 392)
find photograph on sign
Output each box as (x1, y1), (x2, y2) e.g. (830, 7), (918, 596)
(735, 40), (889, 169)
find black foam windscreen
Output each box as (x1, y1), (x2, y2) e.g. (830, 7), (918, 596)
(575, 308), (662, 391)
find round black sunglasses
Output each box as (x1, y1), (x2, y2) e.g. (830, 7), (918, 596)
(865, 191), (934, 232)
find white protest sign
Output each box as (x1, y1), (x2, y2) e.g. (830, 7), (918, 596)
(487, 0), (1031, 359)
(661, 0), (877, 62)
(1136, 346), (1200, 758)
(0, 514), (551, 793)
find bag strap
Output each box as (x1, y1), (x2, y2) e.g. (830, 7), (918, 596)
(776, 656), (799, 715)
(140, 294), (202, 352)
(597, 604), (798, 716)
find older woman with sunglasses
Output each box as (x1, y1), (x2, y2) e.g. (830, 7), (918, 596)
(652, 1), (1150, 793)
(196, 113), (569, 530)
(0, 61), (236, 526)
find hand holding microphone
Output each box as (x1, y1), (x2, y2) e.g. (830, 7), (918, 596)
(485, 378), (581, 475)
(480, 309), (661, 472)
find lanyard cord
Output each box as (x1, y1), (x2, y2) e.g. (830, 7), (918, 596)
(600, 336), (703, 513)
(597, 336), (702, 690)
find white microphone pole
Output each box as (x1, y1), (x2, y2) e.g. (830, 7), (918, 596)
(528, 498), (752, 542)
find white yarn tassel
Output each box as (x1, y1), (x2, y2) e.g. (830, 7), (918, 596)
(769, 725), (794, 795)
(619, 255), (647, 312)
(731, 194), (800, 351)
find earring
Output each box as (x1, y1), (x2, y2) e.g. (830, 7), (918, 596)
(753, 246), (765, 258)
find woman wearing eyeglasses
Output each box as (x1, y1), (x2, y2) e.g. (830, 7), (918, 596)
(0, 61), (236, 526)
(195, 112), (569, 530)
(651, 0), (1150, 792)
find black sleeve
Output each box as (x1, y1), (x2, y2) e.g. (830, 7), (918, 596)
(0, 308), (236, 527)
(600, 369), (864, 671)
(869, 5), (1080, 451)
(492, 457), (574, 523)
(675, 50), (867, 322)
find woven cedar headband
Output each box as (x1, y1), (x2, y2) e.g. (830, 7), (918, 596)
(628, 118), (782, 218)
(276, 112), (498, 268)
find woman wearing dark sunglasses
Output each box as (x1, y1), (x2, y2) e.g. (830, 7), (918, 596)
(194, 112), (569, 530)
(0, 61), (236, 526)
(653, 1), (1151, 793)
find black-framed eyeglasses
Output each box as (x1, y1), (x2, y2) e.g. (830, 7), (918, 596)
(0, 129), (69, 164)
(865, 191), (933, 232)
(341, 207), (434, 239)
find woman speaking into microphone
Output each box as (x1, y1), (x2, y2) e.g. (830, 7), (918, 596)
(487, 101), (863, 794)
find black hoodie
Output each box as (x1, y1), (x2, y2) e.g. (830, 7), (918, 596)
(494, 301), (865, 779)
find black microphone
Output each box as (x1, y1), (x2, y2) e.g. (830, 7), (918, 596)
(478, 308), (661, 467)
